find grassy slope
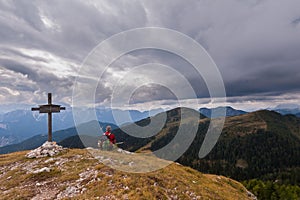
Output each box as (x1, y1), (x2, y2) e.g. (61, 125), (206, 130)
(124, 109), (300, 184)
(0, 149), (253, 199)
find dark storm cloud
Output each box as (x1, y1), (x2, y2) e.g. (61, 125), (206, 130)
(109, 49), (210, 99)
(128, 84), (177, 104)
(226, 64), (300, 97)
(0, 0), (299, 109)
(144, 0), (300, 99)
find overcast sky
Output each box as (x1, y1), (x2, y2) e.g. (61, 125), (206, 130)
(0, 0), (300, 112)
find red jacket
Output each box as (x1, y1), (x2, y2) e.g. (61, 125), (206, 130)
(105, 131), (116, 144)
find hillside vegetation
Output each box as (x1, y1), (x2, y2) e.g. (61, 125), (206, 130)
(112, 108), (300, 186)
(0, 148), (254, 199)
(183, 110), (300, 184)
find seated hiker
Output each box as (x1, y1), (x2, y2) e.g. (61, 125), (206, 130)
(98, 126), (116, 150)
(104, 125), (116, 144)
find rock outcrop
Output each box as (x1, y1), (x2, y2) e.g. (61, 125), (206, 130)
(26, 141), (65, 158)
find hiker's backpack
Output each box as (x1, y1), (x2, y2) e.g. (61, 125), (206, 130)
(98, 135), (113, 150)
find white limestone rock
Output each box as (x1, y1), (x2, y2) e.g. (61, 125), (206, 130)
(33, 167), (51, 174)
(26, 141), (65, 158)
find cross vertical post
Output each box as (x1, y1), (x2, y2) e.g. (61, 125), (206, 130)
(31, 93), (66, 142)
(48, 93), (52, 142)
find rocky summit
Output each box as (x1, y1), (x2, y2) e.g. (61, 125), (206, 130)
(0, 147), (256, 199)
(26, 141), (65, 158)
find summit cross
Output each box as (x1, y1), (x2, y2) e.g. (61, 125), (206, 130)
(31, 93), (66, 142)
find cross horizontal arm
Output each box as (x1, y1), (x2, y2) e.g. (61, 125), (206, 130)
(38, 105), (65, 113)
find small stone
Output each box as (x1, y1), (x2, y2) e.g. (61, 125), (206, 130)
(33, 167), (51, 174)
(45, 158), (55, 163)
(81, 188), (87, 194)
(36, 182), (42, 186)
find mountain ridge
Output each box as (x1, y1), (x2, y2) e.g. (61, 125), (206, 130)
(199, 106), (247, 118)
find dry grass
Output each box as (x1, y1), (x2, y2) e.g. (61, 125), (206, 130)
(223, 112), (267, 136)
(0, 150), (28, 166)
(89, 147), (172, 173)
(0, 148), (253, 199)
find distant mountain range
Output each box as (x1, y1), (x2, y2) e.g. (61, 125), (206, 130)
(271, 104), (300, 116)
(3, 104), (300, 148)
(272, 107), (300, 117)
(197, 104), (300, 118)
(0, 109), (74, 147)
(198, 104), (300, 118)
(199, 106), (247, 118)
(0, 107), (162, 147)
(0, 120), (117, 154)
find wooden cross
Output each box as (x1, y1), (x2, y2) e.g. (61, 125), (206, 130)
(31, 93), (66, 142)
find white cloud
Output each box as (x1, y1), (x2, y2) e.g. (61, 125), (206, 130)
(0, 87), (19, 96)
(39, 12), (60, 31)
(10, 47), (79, 77)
